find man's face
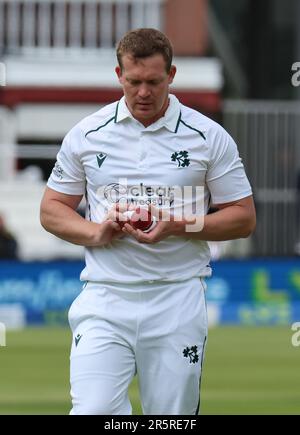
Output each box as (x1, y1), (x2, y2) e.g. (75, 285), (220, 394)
(116, 54), (176, 126)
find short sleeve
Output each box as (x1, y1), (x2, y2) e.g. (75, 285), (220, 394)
(47, 127), (86, 195)
(206, 126), (252, 204)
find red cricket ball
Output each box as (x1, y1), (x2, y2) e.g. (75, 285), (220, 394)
(116, 207), (156, 232)
(130, 207), (155, 232)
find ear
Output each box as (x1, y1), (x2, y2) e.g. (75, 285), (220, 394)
(115, 66), (123, 83)
(168, 65), (177, 85)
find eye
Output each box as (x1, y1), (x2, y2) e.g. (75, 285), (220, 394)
(128, 79), (141, 86)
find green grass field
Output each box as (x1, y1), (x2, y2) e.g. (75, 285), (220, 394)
(0, 326), (299, 415)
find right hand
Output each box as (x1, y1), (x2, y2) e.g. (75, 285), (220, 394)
(92, 204), (130, 246)
(91, 219), (123, 246)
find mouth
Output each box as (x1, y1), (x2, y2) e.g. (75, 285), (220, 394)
(136, 103), (153, 109)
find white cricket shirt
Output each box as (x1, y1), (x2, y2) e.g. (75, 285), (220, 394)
(47, 95), (252, 283)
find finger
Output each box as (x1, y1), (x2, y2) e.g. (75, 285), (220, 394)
(104, 207), (117, 221)
(106, 210), (130, 226)
(122, 223), (136, 235)
(105, 203), (128, 219)
(122, 224), (149, 243)
(116, 211), (131, 224)
(132, 229), (151, 243)
(116, 202), (131, 213)
(106, 219), (121, 231)
(136, 229), (153, 242)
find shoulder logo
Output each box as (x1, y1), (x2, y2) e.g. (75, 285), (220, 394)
(183, 345), (199, 364)
(75, 334), (82, 347)
(171, 150), (190, 168)
(96, 153), (107, 168)
(52, 162), (64, 179)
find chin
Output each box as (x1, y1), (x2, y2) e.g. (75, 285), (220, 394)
(136, 109), (154, 117)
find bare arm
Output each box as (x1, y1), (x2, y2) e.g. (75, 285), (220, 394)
(185, 195), (256, 241)
(122, 195), (256, 243)
(40, 187), (121, 247)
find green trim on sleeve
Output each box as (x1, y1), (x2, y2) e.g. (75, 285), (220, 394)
(180, 119), (206, 140)
(85, 116), (115, 138)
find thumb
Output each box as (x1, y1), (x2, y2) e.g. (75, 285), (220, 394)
(104, 219), (120, 231)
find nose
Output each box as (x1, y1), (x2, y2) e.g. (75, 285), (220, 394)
(138, 85), (151, 99)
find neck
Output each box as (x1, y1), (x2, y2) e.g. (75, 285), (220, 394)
(144, 97), (170, 127)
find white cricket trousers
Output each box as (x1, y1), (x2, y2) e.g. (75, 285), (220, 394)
(68, 278), (208, 415)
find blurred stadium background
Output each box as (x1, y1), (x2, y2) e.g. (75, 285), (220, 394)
(0, 0), (300, 415)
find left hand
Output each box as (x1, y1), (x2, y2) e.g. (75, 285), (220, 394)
(121, 205), (197, 244)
